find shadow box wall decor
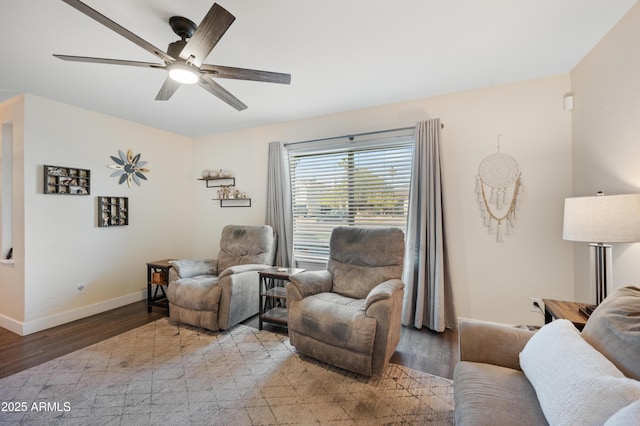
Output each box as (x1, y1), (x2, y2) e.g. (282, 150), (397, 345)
(44, 165), (90, 195)
(98, 196), (129, 227)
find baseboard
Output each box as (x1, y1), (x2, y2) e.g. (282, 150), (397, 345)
(0, 313), (23, 335)
(1, 290), (147, 336)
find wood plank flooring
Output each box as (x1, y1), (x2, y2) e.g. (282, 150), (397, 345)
(0, 301), (458, 380)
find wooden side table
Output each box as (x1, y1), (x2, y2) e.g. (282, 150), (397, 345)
(542, 298), (591, 331)
(259, 267), (304, 330)
(147, 259), (174, 314)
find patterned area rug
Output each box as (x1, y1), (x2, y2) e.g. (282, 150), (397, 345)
(0, 319), (453, 425)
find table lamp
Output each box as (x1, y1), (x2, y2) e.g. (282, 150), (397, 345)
(563, 193), (640, 317)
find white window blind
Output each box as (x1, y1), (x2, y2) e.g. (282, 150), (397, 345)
(288, 129), (414, 265)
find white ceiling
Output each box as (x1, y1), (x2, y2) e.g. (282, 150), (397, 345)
(0, 0), (636, 137)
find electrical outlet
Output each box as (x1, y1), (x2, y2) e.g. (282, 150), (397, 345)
(530, 297), (543, 312)
(76, 283), (86, 294)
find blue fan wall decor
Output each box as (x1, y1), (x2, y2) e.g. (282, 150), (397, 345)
(108, 149), (150, 187)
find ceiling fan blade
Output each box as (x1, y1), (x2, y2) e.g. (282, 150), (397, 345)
(155, 77), (181, 101)
(61, 0), (174, 63)
(200, 65), (291, 85)
(179, 3), (235, 67)
(198, 77), (247, 111)
(53, 54), (164, 69)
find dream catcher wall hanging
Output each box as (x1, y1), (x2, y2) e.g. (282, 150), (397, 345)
(475, 135), (523, 242)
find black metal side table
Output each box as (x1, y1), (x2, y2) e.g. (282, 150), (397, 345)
(259, 267), (304, 330)
(147, 259), (174, 314)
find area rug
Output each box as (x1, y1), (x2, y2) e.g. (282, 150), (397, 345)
(0, 319), (453, 425)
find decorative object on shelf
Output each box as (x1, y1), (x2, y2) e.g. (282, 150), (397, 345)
(220, 169), (232, 178)
(475, 134), (523, 242)
(108, 149), (150, 188)
(97, 196), (129, 227)
(201, 170), (210, 178)
(217, 185), (248, 199)
(208, 169), (220, 178)
(44, 165), (90, 195)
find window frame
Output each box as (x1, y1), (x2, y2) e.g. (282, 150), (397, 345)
(287, 128), (415, 267)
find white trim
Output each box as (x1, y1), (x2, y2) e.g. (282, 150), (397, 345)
(455, 316), (520, 328)
(0, 313), (23, 335)
(0, 290), (147, 336)
(0, 259), (15, 267)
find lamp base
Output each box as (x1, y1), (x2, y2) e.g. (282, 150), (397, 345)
(578, 304), (596, 319)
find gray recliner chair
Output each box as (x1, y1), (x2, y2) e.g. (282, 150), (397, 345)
(286, 226), (405, 376)
(167, 224), (276, 331)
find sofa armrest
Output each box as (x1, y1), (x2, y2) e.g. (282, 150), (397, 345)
(218, 263), (272, 279)
(168, 267), (180, 283)
(458, 319), (535, 371)
(287, 270), (333, 302)
(365, 279), (405, 311)
(170, 259), (218, 279)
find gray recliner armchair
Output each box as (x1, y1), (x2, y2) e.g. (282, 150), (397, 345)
(287, 226), (405, 376)
(167, 224), (276, 331)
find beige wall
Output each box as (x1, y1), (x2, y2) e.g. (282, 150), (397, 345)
(0, 95), (26, 328)
(0, 95), (195, 335)
(194, 74), (575, 326)
(571, 2), (640, 303)
(8, 0), (639, 331)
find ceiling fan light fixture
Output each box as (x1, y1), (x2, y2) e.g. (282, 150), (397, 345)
(168, 62), (199, 84)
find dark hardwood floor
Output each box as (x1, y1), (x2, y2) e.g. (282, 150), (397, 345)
(0, 301), (458, 380)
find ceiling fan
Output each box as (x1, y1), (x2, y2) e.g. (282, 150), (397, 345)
(53, 0), (291, 111)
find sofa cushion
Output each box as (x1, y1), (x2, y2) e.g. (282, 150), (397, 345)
(454, 361), (548, 426)
(170, 259), (216, 278)
(327, 227), (404, 299)
(582, 285), (640, 380)
(166, 276), (221, 310)
(520, 319), (640, 426)
(287, 292), (376, 354)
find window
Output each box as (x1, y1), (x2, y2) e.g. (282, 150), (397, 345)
(288, 129), (414, 266)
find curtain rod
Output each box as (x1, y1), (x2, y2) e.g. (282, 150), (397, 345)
(284, 122), (444, 147)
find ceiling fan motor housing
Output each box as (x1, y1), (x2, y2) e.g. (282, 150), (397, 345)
(169, 16), (197, 40)
(167, 40), (188, 61)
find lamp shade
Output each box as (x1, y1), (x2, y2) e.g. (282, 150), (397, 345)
(563, 194), (640, 243)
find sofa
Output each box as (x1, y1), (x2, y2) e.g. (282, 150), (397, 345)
(167, 224), (276, 331)
(454, 286), (640, 426)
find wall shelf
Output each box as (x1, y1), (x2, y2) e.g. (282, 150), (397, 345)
(98, 196), (128, 227)
(213, 198), (252, 208)
(197, 177), (235, 188)
(199, 175), (251, 207)
(44, 165), (90, 195)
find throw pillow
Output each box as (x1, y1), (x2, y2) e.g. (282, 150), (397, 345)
(170, 259), (216, 278)
(519, 319), (640, 426)
(582, 285), (640, 380)
(605, 399), (640, 426)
